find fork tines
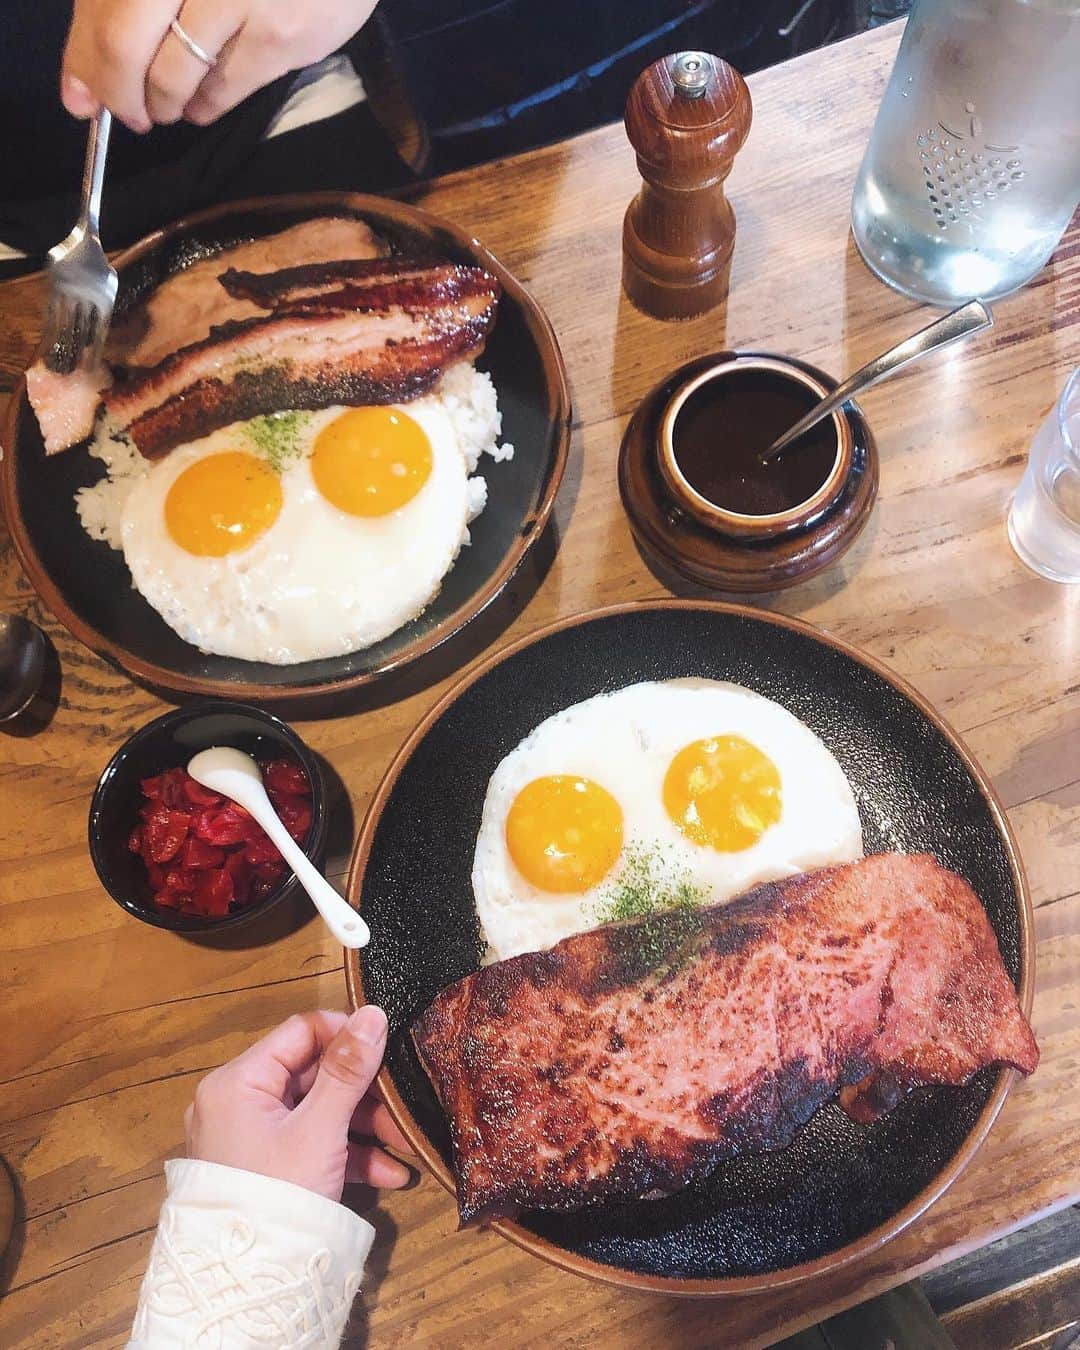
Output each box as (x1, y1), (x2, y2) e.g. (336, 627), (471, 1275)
(43, 296), (103, 376)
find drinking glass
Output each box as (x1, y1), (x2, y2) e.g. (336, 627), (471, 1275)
(851, 0), (1080, 306)
(1008, 367), (1080, 582)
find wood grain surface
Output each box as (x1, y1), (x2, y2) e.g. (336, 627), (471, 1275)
(1, 22), (1078, 1350)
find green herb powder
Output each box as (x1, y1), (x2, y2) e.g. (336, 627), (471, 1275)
(592, 844), (707, 926)
(246, 411), (312, 472)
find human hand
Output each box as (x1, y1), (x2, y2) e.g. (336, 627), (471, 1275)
(61, 0), (380, 133)
(184, 1007), (412, 1202)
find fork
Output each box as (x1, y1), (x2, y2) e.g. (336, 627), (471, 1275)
(42, 110), (118, 374)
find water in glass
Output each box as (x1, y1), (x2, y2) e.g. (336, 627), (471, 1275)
(852, 0), (1080, 306)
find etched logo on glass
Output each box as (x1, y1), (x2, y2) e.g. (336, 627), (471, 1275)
(916, 103), (1024, 230)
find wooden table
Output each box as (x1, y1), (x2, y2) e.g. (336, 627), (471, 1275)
(1, 23), (1078, 1350)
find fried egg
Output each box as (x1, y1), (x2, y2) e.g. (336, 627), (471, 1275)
(120, 401), (471, 663)
(472, 680), (863, 961)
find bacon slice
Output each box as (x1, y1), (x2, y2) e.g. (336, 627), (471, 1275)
(106, 216), (385, 369)
(25, 357), (112, 455)
(218, 257), (446, 308)
(412, 853), (1038, 1226)
(264, 264), (503, 323)
(26, 217), (386, 455)
(103, 266), (500, 457)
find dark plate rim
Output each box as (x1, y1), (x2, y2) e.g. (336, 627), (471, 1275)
(1, 190), (571, 702)
(343, 598), (1035, 1297)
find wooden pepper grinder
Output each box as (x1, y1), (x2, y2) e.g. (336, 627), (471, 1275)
(622, 52), (752, 320)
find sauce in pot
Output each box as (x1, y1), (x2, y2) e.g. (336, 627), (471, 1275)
(671, 367), (838, 517)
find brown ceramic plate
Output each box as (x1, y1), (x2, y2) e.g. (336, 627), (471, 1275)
(345, 600), (1034, 1296)
(1, 192), (570, 701)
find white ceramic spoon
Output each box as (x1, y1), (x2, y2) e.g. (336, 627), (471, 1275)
(187, 746), (370, 949)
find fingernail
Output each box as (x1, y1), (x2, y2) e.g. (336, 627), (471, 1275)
(349, 1005), (388, 1047)
(61, 75), (98, 118)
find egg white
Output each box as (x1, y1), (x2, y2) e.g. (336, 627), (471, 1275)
(472, 680), (864, 961)
(120, 401), (471, 664)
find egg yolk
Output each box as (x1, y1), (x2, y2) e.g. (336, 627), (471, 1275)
(663, 736), (782, 852)
(311, 407), (432, 517)
(505, 775), (624, 894)
(165, 451), (283, 557)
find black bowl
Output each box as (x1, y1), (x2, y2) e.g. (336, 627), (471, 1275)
(89, 701), (327, 932)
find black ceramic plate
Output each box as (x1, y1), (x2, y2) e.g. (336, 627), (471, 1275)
(345, 600), (1033, 1295)
(1, 192), (570, 701)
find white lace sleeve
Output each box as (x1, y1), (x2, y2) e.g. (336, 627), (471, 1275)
(128, 1160), (375, 1350)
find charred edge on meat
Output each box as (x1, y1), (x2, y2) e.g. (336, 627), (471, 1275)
(411, 854), (1039, 1226)
(125, 317), (493, 457)
(218, 255), (453, 305)
(271, 269), (503, 321)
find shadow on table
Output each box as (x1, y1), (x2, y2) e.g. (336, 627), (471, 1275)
(340, 1202), (400, 1348)
(606, 184), (778, 429)
(609, 283), (730, 429)
(627, 500), (881, 620)
(0, 1154), (24, 1299)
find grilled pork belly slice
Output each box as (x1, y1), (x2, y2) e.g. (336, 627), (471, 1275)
(218, 257), (450, 308)
(25, 357), (112, 455)
(253, 263), (503, 326)
(105, 216), (385, 369)
(104, 279), (499, 457)
(26, 217), (386, 455)
(412, 853), (1037, 1226)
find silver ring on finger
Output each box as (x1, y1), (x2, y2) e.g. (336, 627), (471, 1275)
(169, 18), (218, 67)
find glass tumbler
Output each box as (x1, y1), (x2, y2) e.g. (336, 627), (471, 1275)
(851, 0), (1080, 306)
(1008, 367), (1080, 582)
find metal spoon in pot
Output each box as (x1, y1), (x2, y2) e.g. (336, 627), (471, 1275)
(759, 299), (993, 464)
(187, 746), (370, 949)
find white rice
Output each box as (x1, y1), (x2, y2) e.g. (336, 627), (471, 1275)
(436, 361), (515, 470)
(75, 362), (514, 553)
(466, 476), (488, 522)
(75, 425), (147, 550)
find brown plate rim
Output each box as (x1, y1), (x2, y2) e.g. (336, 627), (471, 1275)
(344, 597), (1034, 1297)
(0, 190), (571, 702)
